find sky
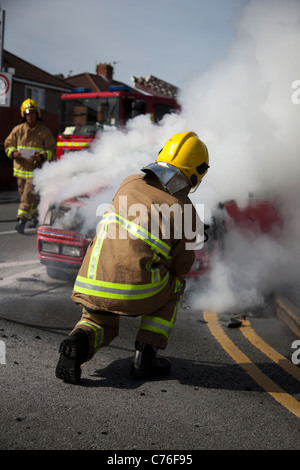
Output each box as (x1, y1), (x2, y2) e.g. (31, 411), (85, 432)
(1, 0), (246, 88)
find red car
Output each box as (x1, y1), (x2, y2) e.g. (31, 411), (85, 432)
(37, 194), (210, 280)
(37, 196), (93, 279)
(37, 195), (283, 280)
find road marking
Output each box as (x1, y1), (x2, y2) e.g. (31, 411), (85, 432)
(241, 319), (300, 382)
(204, 311), (300, 419)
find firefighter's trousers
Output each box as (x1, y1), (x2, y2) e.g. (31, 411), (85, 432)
(71, 296), (181, 360)
(16, 178), (38, 221)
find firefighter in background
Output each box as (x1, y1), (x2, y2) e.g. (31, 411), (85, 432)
(56, 131), (210, 384)
(4, 99), (56, 234)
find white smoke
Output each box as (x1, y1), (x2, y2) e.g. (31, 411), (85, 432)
(34, 0), (300, 312)
(34, 114), (186, 225)
(185, 0), (300, 312)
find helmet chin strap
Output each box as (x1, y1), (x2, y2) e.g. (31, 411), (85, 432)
(189, 180), (201, 193)
(141, 162), (190, 195)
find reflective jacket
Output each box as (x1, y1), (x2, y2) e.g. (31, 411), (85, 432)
(5, 121), (56, 179)
(71, 173), (199, 316)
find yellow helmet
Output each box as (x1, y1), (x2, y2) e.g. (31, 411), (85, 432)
(157, 131), (209, 189)
(20, 99), (41, 118)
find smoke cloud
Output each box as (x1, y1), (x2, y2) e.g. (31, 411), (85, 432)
(34, 0), (300, 313)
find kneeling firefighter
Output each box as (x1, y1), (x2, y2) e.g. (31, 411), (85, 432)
(56, 131), (209, 384)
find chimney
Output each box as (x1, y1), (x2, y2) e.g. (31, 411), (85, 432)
(96, 63), (113, 80)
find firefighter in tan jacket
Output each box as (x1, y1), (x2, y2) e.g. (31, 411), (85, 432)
(56, 131), (210, 384)
(5, 99), (56, 233)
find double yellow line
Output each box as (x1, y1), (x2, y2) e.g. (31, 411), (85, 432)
(204, 311), (300, 418)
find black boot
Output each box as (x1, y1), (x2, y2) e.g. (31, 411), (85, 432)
(28, 217), (38, 228)
(15, 219), (26, 234)
(56, 329), (89, 384)
(131, 342), (171, 379)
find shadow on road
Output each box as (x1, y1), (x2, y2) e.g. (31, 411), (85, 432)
(77, 355), (300, 396)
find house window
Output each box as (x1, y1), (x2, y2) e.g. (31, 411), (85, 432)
(25, 86), (45, 109)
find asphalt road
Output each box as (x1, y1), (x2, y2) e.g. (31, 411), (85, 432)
(0, 191), (299, 454)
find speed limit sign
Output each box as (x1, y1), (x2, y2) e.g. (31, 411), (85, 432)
(0, 72), (12, 107)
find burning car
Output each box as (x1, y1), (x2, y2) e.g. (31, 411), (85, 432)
(37, 194), (211, 280)
(37, 193), (283, 281)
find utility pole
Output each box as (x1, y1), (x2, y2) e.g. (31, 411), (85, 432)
(0, 5), (5, 72)
(0, 6), (11, 108)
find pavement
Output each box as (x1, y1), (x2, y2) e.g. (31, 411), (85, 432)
(274, 289), (300, 338)
(1, 188), (300, 339)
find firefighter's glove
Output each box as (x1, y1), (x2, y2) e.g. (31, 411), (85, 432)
(204, 224), (210, 243)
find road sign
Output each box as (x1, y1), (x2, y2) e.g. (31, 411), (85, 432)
(0, 72), (12, 107)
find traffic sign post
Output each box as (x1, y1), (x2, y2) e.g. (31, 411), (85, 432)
(0, 72), (12, 107)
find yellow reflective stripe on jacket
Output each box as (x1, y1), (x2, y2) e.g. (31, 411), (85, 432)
(77, 320), (104, 352)
(103, 212), (171, 259)
(88, 219), (108, 279)
(139, 299), (180, 339)
(175, 278), (183, 293)
(13, 168), (34, 178)
(45, 149), (53, 161)
(8, 145), (52, 162)
(75, 211), (172, 300)
(17, 145), (53, 161)
(7, 146), (17, 157)
(73, 272), (170, 300)
(88, 212), (171, 280)
(17, 145), (45, 153)
(145, 253), (161, 283)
